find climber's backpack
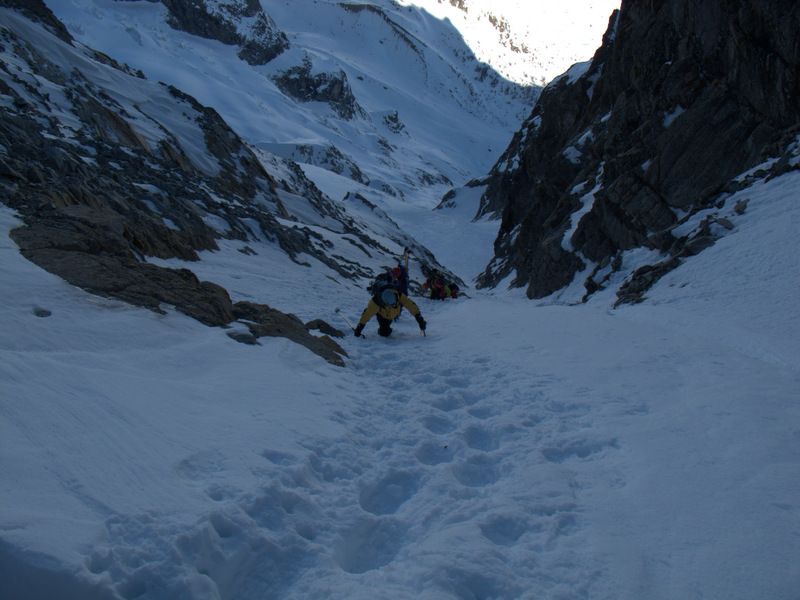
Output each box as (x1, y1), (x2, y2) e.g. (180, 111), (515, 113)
(373, 284), (399, 308)
(368, 272), (390, 296)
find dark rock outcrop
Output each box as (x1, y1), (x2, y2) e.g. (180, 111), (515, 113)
(233, 302), (347, 367)
(160, 0), (289, 66)
(272, 56), (361, 120)
(476, 0), (800, 302)
(9, 207), (234, 326)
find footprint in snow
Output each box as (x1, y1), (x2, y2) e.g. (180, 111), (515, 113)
(462, 423), (500, 452)
(480, 515), (530, 547)
(333, 516), (405, 574)
(415, 440), (455, 466)
(358, 470), (420, 516)
(420, 414), (456, 434)
(451, 454), (500, 487)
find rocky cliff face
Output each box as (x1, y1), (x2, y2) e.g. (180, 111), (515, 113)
(475, 0), (800, 303)
(0, 1), (450, 365)
(161, 0), (289, 66)
(272, 55), (361, 120)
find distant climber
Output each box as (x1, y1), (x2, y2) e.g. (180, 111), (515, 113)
(422, 270), (458, 300)
(354, 286), (426, 338)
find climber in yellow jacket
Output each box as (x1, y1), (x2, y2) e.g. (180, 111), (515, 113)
(354, 287), (426, 338)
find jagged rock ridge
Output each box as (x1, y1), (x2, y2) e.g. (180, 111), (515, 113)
(474, 0), (800, 303)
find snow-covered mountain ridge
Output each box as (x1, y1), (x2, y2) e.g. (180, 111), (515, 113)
(46, 0), (549, 210)
(0, 0), (465, 366)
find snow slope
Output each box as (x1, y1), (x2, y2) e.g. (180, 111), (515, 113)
(2, 162), (799, 598)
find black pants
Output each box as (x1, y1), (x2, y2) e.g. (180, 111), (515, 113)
(376, 315), (393, 337)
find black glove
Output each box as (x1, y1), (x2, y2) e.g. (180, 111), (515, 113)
(354, 324), (364, 337)
(415, 314), (426, 331)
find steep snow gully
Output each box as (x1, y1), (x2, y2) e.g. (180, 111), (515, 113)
(1, 1), (799, 599)
(5, 290), (792, 600)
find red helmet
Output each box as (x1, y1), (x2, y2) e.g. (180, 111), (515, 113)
(390, 267), (402, 279)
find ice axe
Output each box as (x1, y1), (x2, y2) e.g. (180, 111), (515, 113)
(334, 307), (364, 338)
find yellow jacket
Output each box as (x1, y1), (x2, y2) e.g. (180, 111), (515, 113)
(358, 290), (421, 325)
